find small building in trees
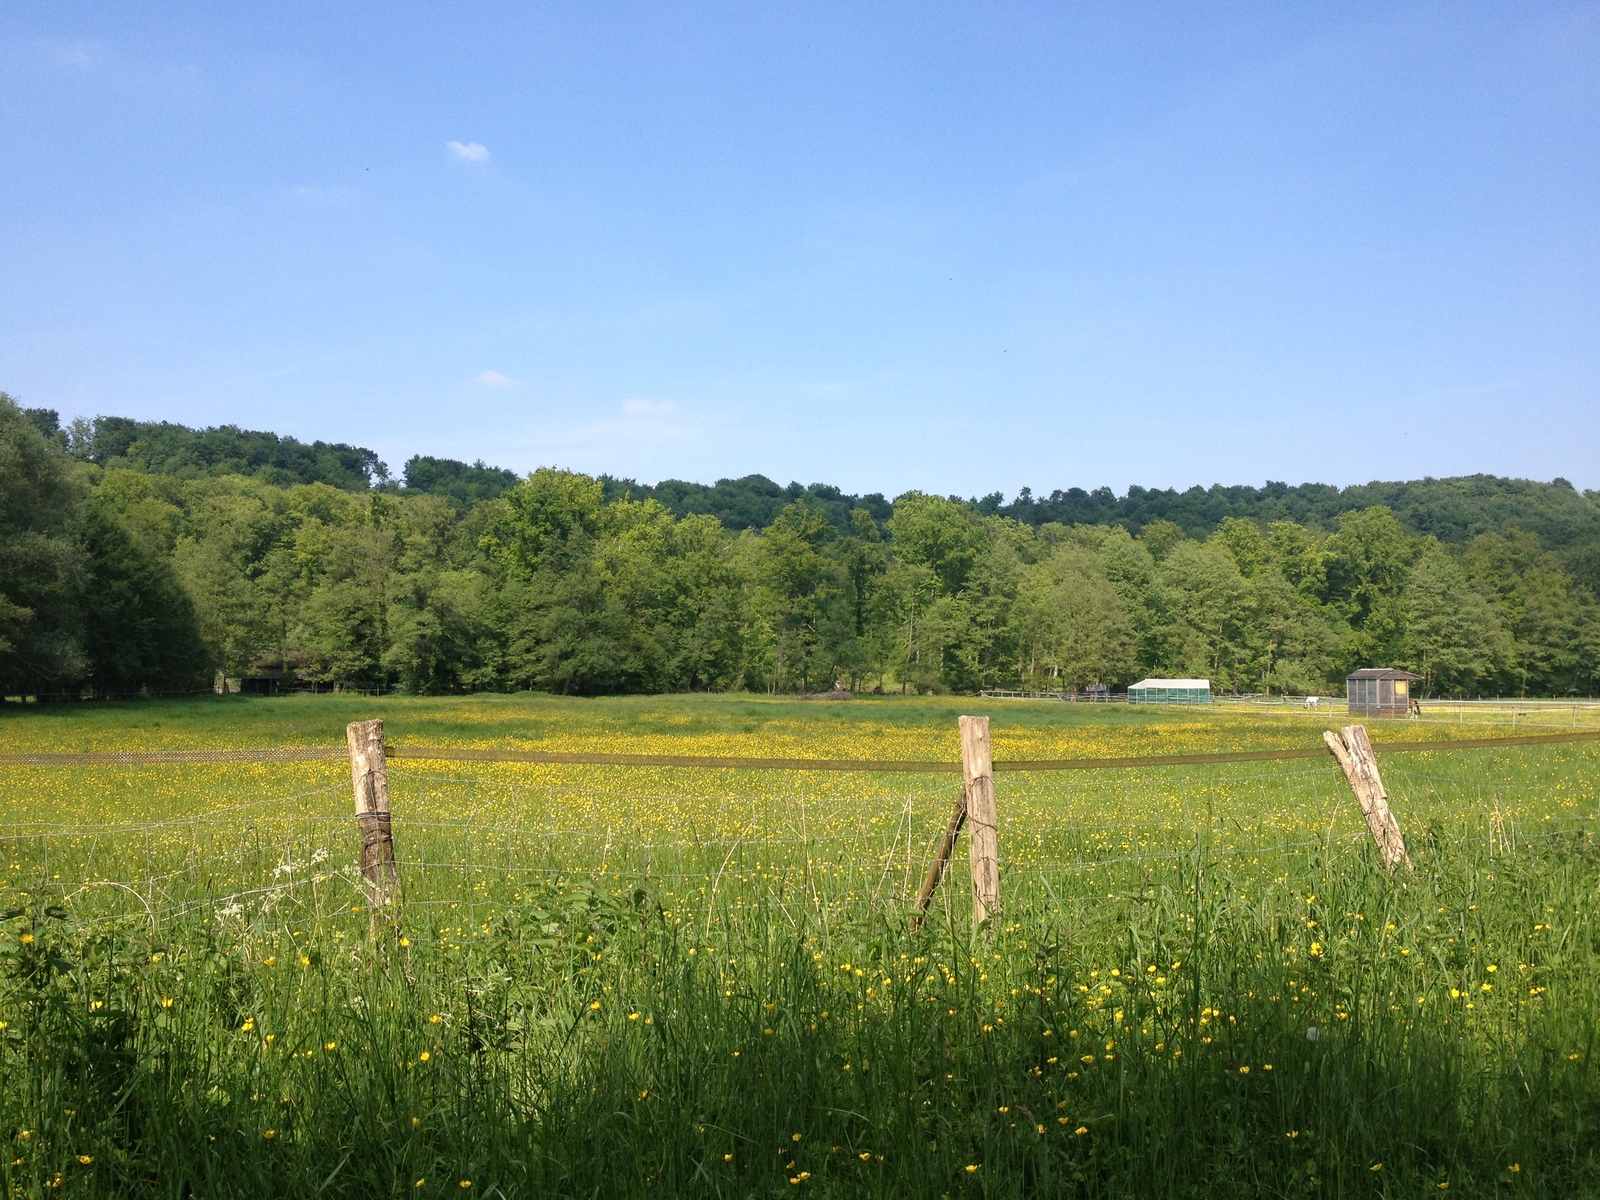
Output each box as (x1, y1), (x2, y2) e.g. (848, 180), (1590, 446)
(1128, 678), (1211, 705)
(1345, 668), (1420, 717)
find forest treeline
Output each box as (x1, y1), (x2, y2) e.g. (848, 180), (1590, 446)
(4, 397), (1598, 699)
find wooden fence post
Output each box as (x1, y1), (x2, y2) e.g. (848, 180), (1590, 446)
(1323, 724), (1411, 873)
(909, 715), (1002, 930)
(961, 715), (1001, 925)
(347, 718), (400, 930)
(910, 792), (967, 932)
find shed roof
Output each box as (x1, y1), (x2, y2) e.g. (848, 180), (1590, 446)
(1346, 668), (1421, 680)
(1129, 678), (1211, 689)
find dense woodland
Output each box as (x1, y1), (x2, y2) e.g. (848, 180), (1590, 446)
(3, 396), (1598, 700)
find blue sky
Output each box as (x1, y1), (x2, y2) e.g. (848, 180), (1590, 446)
(2, 2), (1596, 495)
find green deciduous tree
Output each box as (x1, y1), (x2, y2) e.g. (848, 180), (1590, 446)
(1012, 543), (1136, 691)
(1212, 517), (1271, 577)
(751, 500), (838, 693)
(1403, 541), (1512, 696)
(887, 492), (986, 596)
(1155, 541), (1251, 687)
(23, 404), (1594, 704)
(0, 395), (86, 692)
(1463, 531), (1584, 695)
(79, 500), (210, 696)
(1321, 506), (1417, 627)
(483, 468), (607, 580)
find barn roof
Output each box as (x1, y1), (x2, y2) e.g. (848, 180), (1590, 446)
(1346, 668), (1421, 680)
(1129, 678), (1211, 689)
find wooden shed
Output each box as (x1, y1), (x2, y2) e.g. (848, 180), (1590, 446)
(1345, 668), (1420, 717)
(1128, 678), (1211, 706)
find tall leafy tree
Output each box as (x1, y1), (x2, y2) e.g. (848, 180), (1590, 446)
(1266, 520), (1326, 595)
(483, 468), (607, 580)
(1012, 542), (1136, 691)
(1098, 528), (1163, 674)
(1462, 531), (1584, 695)
(941, 527), (1023, 692)
(1403, 542), (1512, 696)
(1321, 506), (1417, 626)
(79, 500), (210, 696)
(1155, 541), (1251, 686)
(1212, 516), (1272, 577)
(828, 509), (891, 690)
(752, 500), (838, 693)
(1240, 567), (1341, 695)
(886, 492), (987, 596)
(0, 395), (86, 692)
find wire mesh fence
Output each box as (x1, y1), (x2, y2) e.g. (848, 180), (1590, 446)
(4, 732), (1594, 943)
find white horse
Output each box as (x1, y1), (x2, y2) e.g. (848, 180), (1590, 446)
(1303, 695), (1320, 710)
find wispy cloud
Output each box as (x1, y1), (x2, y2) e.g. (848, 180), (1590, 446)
(447, 141), (490, 163)
(475, 369), (519, 387)
(621, 398), (677, 416)
(48, 40), (103, 69)
(290, 185), (356, 206)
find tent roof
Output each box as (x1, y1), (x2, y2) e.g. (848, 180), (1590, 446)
(1129, 678), (1211, 689)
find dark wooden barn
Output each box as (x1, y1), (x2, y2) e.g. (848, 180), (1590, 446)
(1346, 668), (1421, 718)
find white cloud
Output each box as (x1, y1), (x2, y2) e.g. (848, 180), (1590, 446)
(48, 40), (103, 69)
(290, 185), (356, 206)
(620, 398), (677, 416)
(447, 141), (490, 163)
(475, 369), (519, 387)
(54, 45), (91, 68)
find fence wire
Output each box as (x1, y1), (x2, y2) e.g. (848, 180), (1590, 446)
(3, 723), (1598, 769)
(2, 739), (1593, 939)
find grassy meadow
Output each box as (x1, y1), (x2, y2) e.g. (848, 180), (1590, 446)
(1, 693), (1598, 1197)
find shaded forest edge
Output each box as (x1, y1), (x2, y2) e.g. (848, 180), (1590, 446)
(4, 397), (1598, 700)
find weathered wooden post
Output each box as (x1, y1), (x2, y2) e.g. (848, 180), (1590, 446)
(346, 718), (400, 930)
(910, 715), (1002, 930)
(910, 792), (966, 932)
(1323, 724), (1411, 873)
(961, 715), (1001, 925)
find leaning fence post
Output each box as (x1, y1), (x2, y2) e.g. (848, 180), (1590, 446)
(346, 718), (400, 931)
(910, 790), (966, 933)
(1323, 724), (1411, 873)
(961, 715), (1001, 925)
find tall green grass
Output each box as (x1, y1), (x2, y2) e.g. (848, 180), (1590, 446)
(2, 742), (1598, 1196)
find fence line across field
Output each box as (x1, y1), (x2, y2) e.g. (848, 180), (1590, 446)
(44, 827), (1394, 926)
(4, 714), (1596, 939)
(386, 762), (1339, 791)
(16, 807), (1596, 930)
(1, 775), (1579, 851)
(0, 755), (1584, 851)
(74, 812), (1600, 931)
(0, 790), (1545, 846)
(4, 725), (1599, 771)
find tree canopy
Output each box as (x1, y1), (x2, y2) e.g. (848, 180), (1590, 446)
(5, 396), (1598, 699)
(0, 396), (209, 696)
(62, 413), (387, 490)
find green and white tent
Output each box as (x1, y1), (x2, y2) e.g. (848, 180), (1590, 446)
(1127, 678), (1211, 705)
